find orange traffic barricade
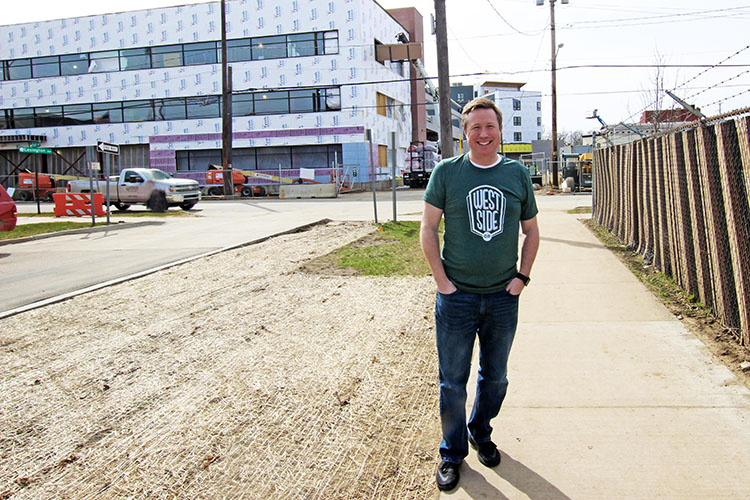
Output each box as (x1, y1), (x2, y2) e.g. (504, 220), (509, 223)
(53, 193), (105, 217)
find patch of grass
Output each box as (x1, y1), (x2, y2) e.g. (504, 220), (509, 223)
(567, 206), (592, 214)
(303, 221), (435, 277)
(0, 221), (109, 240)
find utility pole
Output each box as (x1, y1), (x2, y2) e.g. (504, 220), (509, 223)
(220, 0), (234, 197)
(537, 0), (567, 188)
(434, 0), (453, 158)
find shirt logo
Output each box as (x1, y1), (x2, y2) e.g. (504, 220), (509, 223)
(466, 185), (506, 241)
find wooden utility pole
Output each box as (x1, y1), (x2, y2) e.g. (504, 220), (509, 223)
(549, 0), (559, 187)
(220, 0), (234, 197)
(434, 0), (453, 159)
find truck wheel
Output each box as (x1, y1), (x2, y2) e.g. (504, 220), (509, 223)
(207, 187), (221, 196)
(147, 190), (168, 213)
(256, 186), (266, 196)
(240, 186), (253, 197)
(17, 190), (32, 202)
(113, 203), (131, 211)
(180, 202), (196, 210)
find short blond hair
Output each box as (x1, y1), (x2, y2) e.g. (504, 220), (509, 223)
(461, 97), (503, 132)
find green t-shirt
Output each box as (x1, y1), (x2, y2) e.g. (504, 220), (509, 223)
(423, 153), (538, 293)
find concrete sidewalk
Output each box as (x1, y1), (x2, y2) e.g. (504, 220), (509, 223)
(441, 195), (750, 499)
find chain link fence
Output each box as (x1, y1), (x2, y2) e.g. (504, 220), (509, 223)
(593, 109), (750, 347)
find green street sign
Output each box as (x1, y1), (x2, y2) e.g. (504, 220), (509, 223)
(18, 146), (53, 154)
(29, 142), (40, 147)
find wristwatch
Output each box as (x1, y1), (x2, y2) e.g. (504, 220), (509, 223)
(515, 272), (531, 286)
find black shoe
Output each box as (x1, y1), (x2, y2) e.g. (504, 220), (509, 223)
(436, 461), (460, 491)
(468, 435), (501, 468)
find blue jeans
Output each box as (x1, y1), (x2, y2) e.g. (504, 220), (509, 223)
(435, 287), (519, 464)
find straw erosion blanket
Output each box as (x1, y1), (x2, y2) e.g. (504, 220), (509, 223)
(0, 221), (442, 499)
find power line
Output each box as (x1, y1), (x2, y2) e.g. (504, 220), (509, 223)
(484, 0), (536, 37)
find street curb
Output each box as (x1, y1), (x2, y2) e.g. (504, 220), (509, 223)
(0, 218), (332, 319)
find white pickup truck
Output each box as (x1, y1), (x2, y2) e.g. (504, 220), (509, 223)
(67, 168), (201, 211)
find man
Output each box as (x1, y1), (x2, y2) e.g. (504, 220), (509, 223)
(420, 97), (540, 491)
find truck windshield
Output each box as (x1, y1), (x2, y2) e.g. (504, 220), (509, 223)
(141, 170), (173, 181)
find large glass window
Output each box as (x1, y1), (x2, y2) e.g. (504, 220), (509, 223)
(7, 59), (31, 80)
(292, 145), (328, 169)
(63, 104), (93, 124)
(32, 56), (60, 78)
(512, 99), (521, 111)
(254, 91), (289, 115)
(289, 89), (318, 113)
(93, 102), (123, 123)
(257, 146), (291, 170)
(184, 42), (218, 65)
(122, 100), (154, 122)
(89, 51), (120, 73)
(155, 98), (187, 120)
(120, 48), (150, 71)
(231, 149), (257, 170)
(513, 116), (521, 126)
(12, 108), (35, 128)
(60, 54), (89, 76)
(232, 93), (254, 117)
(35, 106), (64, 127)
(226, 39), (252, 62)
(186, 96), (220, 119)
(151, 45), (183, 68)
(252, 35), (287, 60)
(288, 33), (319, 57)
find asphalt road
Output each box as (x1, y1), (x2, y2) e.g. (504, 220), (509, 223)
(1, 189), (426, 316)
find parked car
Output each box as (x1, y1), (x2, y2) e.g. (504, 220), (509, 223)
(0, 185), (18, 231)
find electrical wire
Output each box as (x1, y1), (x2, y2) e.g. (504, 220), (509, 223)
(484, 0), (536, 37)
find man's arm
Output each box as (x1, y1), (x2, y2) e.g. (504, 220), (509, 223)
(420, 202), (457, 294)
(506, 216), (540, 295)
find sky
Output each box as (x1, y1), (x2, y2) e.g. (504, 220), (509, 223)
(2, 0), (750, 135)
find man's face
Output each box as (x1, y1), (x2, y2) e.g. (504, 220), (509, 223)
(463, 107), (501, 160)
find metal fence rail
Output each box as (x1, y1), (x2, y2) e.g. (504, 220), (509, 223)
(593, 110), (750, 346)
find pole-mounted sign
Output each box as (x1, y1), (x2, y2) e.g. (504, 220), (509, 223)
(96, 141), (120, 155)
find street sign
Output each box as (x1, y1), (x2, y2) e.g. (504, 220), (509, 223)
(90, 162), (101, 171)
(18, 146), (52, 154)
(29, 142), (40, 147)
(96, 141), (119, 155)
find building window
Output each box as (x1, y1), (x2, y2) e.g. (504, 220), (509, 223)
(537, 117), (542, 126)
(512, 99), (521, 111)
(60, 54), (89, 76)
(252, 35), (287, 60)
(0, 30), (339, 81)
(154, 98), (188, 121)
(537, 132), (542, 140)
(120, 48), (150, 71)
(32, 56), (60, 78)
(151, 45), (183, 68)
(536, 101), (541, 111)
(1, 86), (340, 129)
(226, 39), (252, 62)
(254, 91), (289, 115)
(122, 100), (154, 122)
(457, 92), (464, 102)
(513, 116), (521, 126)
(183, 42), (218, 65)
(514, 132), (522, 141)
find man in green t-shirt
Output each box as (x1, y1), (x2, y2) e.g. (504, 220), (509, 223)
(420, 97), (540, 491)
